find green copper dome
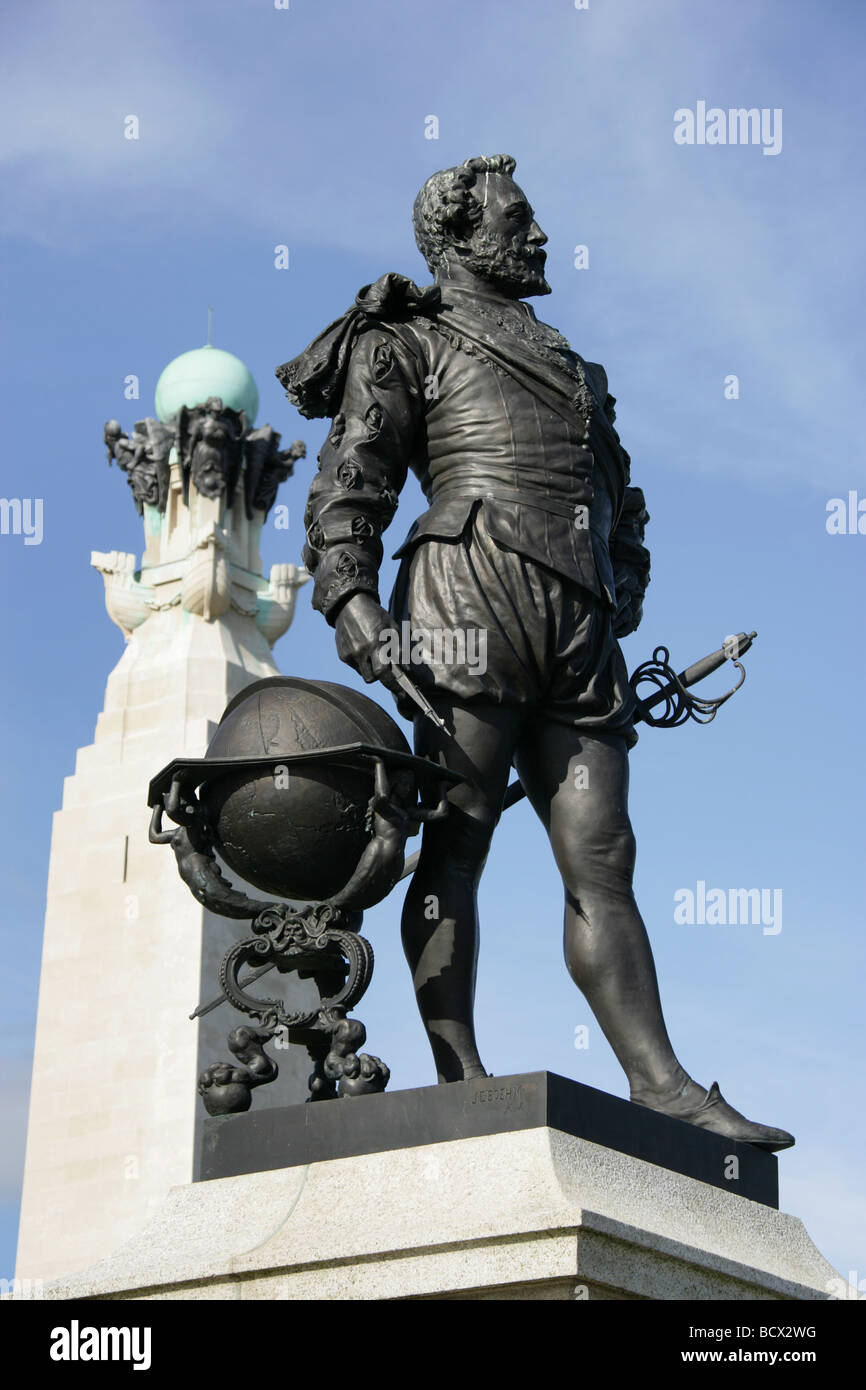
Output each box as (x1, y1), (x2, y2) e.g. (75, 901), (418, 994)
(154, 345), (259, 424)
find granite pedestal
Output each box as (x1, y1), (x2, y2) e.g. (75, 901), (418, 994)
(41, 1073), (840, 1301)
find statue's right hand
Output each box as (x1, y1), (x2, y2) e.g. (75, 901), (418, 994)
(334, 594), (403, 695)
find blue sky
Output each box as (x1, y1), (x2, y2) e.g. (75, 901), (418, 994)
(1, 0), (864, 1286)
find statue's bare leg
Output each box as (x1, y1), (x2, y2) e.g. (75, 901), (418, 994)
(514, 725), (685, 1095)
(402, 703), (522, 1083)
(514, 723), (794, 1149)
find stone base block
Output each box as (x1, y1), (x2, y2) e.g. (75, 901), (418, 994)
(198, 1072), (779, 1206)
(43, 1126), (839, 1301)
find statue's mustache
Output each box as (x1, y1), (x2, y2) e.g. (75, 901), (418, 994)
(466, 232), (548, 280)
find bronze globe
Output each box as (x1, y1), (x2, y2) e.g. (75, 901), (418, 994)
(200, 676), (416, 902)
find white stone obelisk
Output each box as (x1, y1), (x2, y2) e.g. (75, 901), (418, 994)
(16, 347), (310, 1283)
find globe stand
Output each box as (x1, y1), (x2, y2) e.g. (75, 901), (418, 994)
(148, 677), (466, 1118)
(199, 901), (387, 1116)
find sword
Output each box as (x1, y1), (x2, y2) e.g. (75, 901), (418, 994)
(389, 664), (457, 740)
(630, 631), (757, 727)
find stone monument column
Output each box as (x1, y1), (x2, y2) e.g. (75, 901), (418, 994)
(16, 345), (311, 1283)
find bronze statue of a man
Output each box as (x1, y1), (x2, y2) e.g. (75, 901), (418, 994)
(278, 154), (793, 1150)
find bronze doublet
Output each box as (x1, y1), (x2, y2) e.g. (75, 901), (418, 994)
(288, 277), (648, 630)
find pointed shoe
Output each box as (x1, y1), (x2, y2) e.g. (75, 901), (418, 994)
(635, 1081), (795, 1152)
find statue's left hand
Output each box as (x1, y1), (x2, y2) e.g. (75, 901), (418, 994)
(334, 593), (405, 697)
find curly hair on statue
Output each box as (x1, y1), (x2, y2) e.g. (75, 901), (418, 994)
(413, 154), (517, 271)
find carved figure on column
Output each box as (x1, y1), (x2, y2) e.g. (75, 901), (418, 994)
(104, 418), (173, 515)
(178, 396), (247, 504)
(243, 425), (307, 519)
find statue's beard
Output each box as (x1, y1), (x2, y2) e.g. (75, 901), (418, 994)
(456, 227), (551, 297)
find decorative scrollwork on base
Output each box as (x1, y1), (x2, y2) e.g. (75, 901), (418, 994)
(218, 902), (373, 1028)
(201, 901), (386, 1114)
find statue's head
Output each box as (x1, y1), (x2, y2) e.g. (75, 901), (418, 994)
(390, 769), (416, 810)
(204, 396), (224, 415)
(104, 419), (123, 442)
(413, 154), (549, 298)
